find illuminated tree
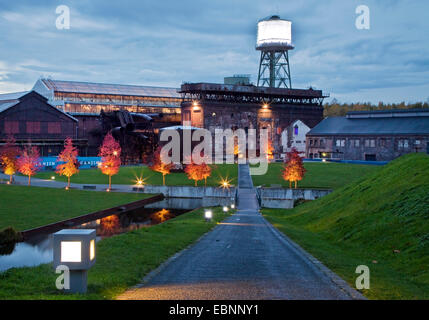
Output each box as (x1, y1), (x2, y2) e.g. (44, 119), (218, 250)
(282, 147), (306, 189)
(98, 132), (121, 190)
(149, 147), (173, 186)
(184, 161), (211, 186)
(201, 162), (212, 186)
(0, 136), (19, 183)
(17, 145), (41, 186)
(56, 137), (79, 188)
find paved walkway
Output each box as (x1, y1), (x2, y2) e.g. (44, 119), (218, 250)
(0, 173), (137, 193)
(118, 164), (361, 300)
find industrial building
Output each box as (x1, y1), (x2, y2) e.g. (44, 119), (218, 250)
(306, 109), (429, 161)
(32, 79), (182, 157)
(0, 91), (80, 156)
(178, 15), (327, 159)
(180, 83), (325, 159)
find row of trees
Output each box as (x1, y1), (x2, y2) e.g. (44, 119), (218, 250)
(324, 100), (429, 117)
(0, 133), (122, 188)
(0, 136), (41, 185)
(149, 148), (212, 186)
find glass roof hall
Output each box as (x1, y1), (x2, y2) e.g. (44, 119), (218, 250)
(42, 79), (181, 98)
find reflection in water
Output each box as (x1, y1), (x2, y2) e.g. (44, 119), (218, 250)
(0, 207), (191, 273)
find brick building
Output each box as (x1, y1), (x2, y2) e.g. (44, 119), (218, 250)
(0, 91), (79, 156)
(180, 83), (326, 159)
(306, 109), (429, 161)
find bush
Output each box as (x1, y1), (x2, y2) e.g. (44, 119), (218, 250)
(0, 227), (22, 244)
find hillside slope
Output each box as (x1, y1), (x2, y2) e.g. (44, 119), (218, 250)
(263, 153), (429, 299)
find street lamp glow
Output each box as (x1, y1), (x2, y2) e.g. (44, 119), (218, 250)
(231, 204), (235, 209)
(223, 206), (229, 212)
(204, 209), (213, 221)
(51, 176), (56, 180)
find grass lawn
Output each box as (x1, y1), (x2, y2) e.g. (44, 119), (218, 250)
(0, 207), (232, 300)
(252, 162), (382, 189)
(262, 153), (429, 300)
(0, 185), (155, 231)
(33, 164), (238, 187)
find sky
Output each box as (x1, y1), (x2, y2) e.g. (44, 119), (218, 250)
(0, 0), (428, 104)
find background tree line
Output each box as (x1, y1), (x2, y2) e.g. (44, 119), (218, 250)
(323, 99), (429, 117)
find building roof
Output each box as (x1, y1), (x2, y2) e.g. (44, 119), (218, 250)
(40, 79), (181, 98)
(0, 101), (20, 113)
(180, 82), (326, 98)
(308, 113), (429, 136)
(0, 91), (78, 122)
(0, 91), (29, 102)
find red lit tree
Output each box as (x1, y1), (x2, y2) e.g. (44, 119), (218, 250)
(0, 136), (19, 183)
(17, 145), (41, 186)
(149, 147), (173, 186)
(282, 147), (306, 189)
(56, 137), (79, 188)
(98, 133), (121, 190)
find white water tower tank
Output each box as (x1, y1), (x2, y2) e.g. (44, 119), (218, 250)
(256, 15), (294, 50)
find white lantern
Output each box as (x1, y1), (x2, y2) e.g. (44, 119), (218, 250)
(53, 229), (96, 293)
(204, 210), (213, 221)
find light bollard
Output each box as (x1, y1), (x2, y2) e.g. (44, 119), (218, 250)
(204, 210), (213, 222)
(53, 229), (96, 294)
(223, 206), (229, 213)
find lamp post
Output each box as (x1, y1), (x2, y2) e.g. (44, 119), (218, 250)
(53, 229), (96, 294)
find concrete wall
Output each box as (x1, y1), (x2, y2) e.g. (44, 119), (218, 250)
(256, 187), (332, 209)
(136, 185), (236, 199)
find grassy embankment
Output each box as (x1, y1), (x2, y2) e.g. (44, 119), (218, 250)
(33, 164), (237, 187)
(0, 206), (232, 299)
(252, 161), (382, 189)
(262, 153), (429, 299)
(0, 185), (155, 231)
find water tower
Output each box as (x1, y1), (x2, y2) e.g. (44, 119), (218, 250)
(256, 15), (294, 88)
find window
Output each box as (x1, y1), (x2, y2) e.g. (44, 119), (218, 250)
(336, 139), (345, 147)
(398, 139), (409, 149)
(26, 121), (40, 134)
(4, 121), (19, 134)
(320, 139), (325, 147)
(294, 125), (298, 135)
(365, 139), (375, 148)
(309, 139), (313, 146)
(415, 140), (421, 145)
(354, 139), (360, 147)
(48, 122), (61, 134)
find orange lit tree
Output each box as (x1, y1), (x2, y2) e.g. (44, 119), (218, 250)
(17, 145), (41, 186)
(56, 137), (79, 188)
(282, 147), (306, 189)
(201, 162), (212, 186)
(185, 161), (212, 186)
(98, 132), (121, 190)
(0, 136), (19, 183)
(149, 147), (173, 186)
